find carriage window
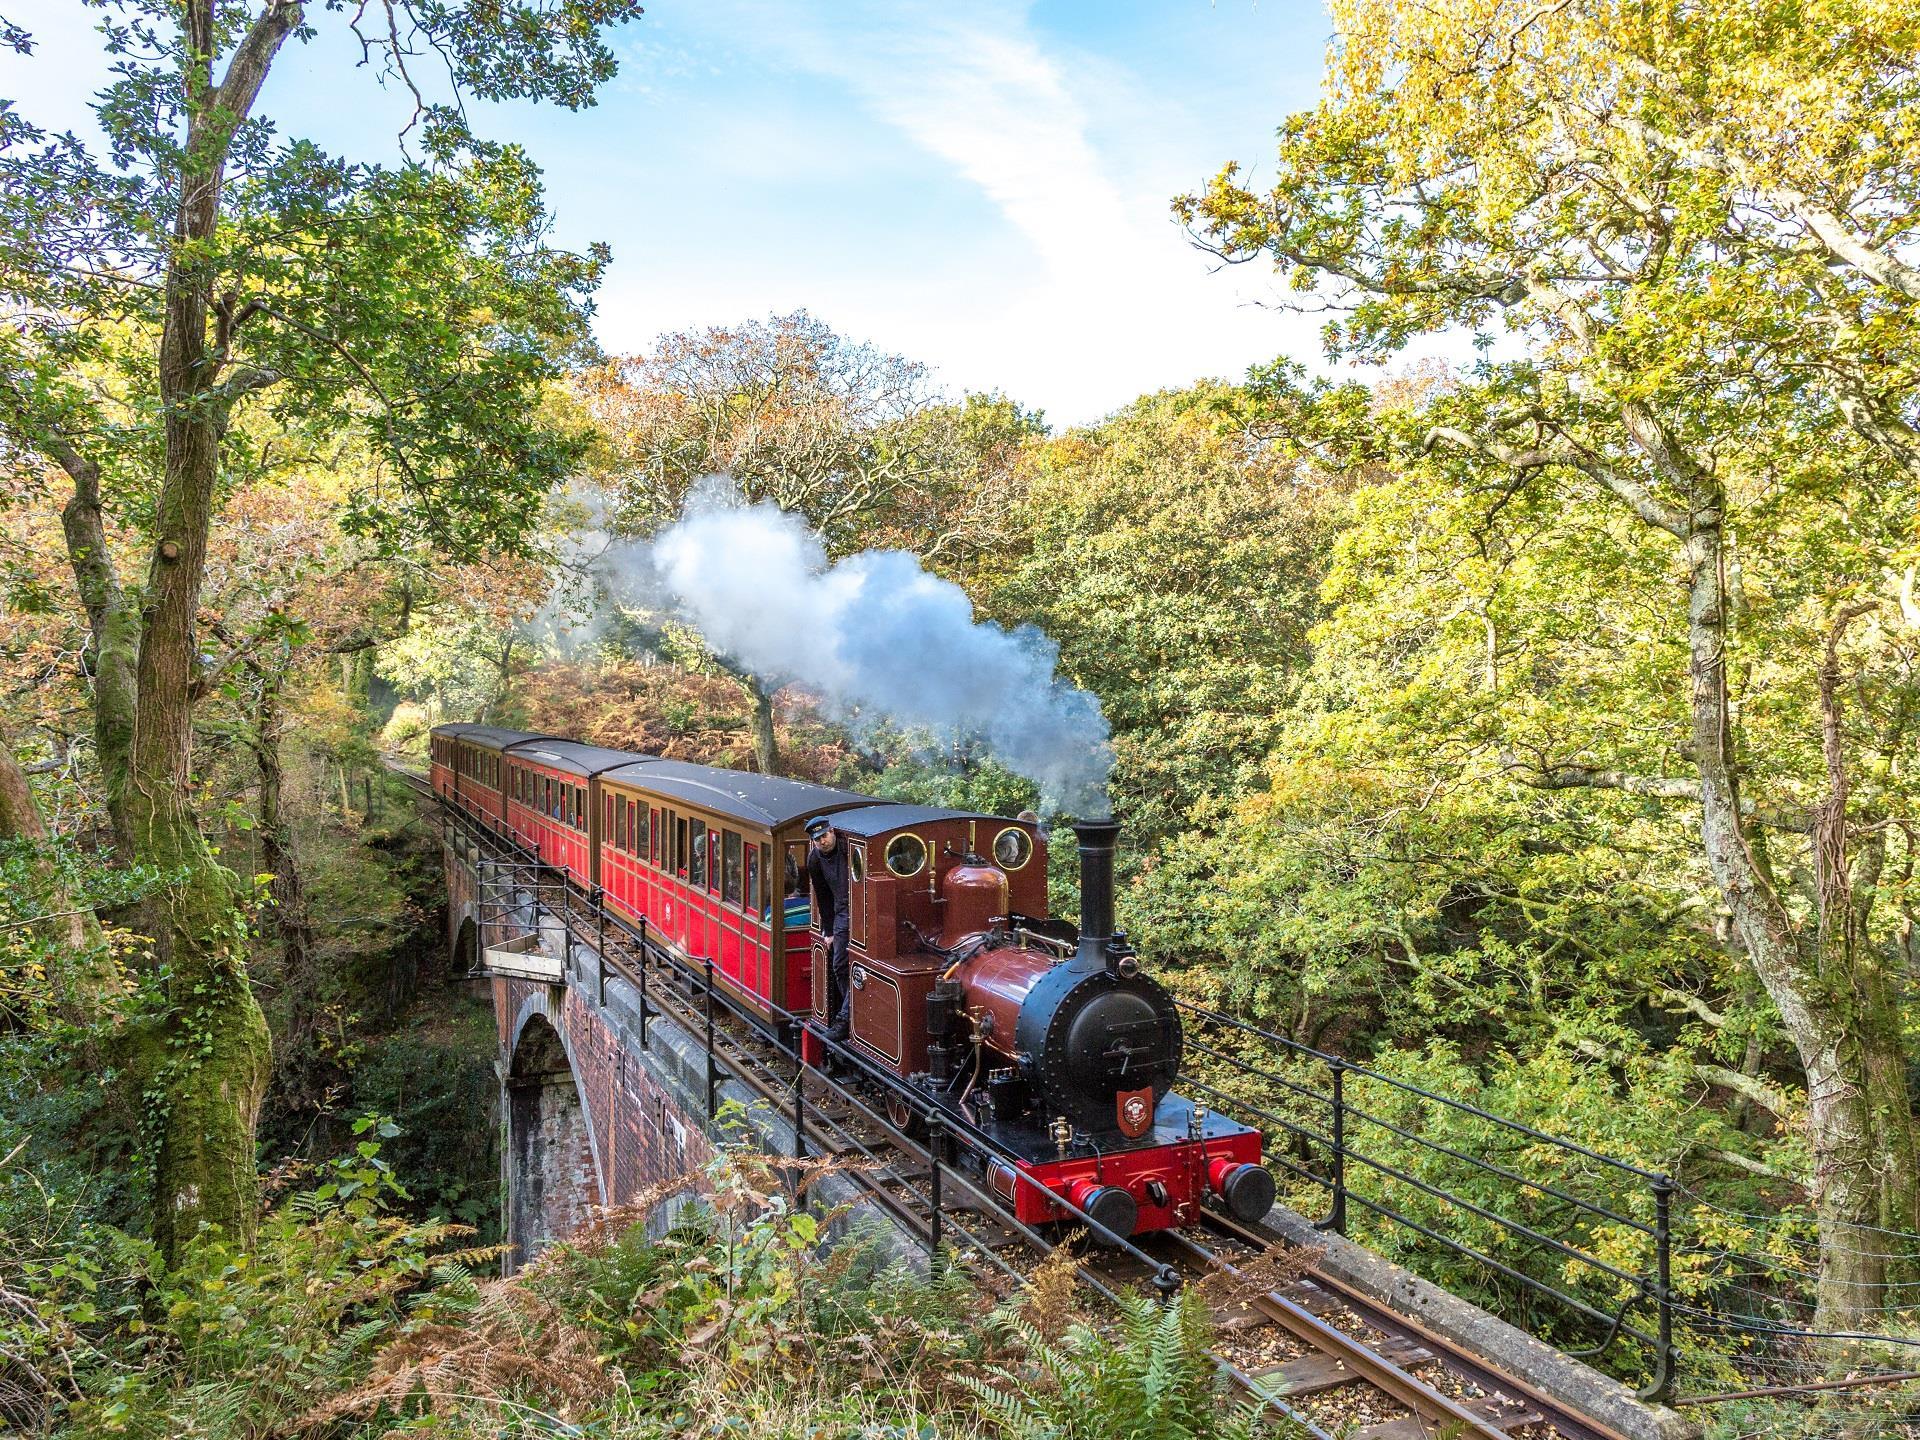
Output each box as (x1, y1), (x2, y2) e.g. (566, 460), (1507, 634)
(709, 829), (721, 893)
(746, 845), (761, 917)
(572, 786), (583, 830)
(722, 830), (743, 906)
(649, 808), (659, 865)
(785, 842), (807, 899)
(759, 844), (773, 919)
(689, 823), (706, 887)
(612, 796), (622, 849)
(676, 816), (689, 877)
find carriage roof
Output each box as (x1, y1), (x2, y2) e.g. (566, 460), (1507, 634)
(604, 759), (879, 829)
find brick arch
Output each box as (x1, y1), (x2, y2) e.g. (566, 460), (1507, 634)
(452, 913), (478, 980)
(503, 1004), (605, 1270)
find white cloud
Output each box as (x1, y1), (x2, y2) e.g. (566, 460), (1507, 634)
(642, 0), (1328, 422)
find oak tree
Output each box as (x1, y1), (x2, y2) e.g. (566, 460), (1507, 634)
(0, 0), (636, 1260)
(1181, 0), (1920, 1327)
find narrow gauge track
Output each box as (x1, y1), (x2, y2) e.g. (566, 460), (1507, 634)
(398, 762), (1626, 1440)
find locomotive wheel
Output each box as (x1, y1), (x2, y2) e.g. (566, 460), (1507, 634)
(885, 1092), (928, 1140)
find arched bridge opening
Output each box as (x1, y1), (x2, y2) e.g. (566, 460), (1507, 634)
(504, 1013), (598, 1271)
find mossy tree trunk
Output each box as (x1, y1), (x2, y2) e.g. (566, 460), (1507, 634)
(34, 0), (299, 1262)
(249, 666), (315, 1015)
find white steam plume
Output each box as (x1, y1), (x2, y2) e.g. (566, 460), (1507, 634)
(648, 483), (1112, 815)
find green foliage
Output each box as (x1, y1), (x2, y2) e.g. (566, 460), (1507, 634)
(987, 380), (1361, 849)
(964, 1288), (1278, 1440)
(5, 1122), (488, 1439)
(1, 5), (633, 565)
(348, 1022), (501, 1240)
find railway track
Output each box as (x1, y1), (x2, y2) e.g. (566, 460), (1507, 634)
(397, 760), (1629, 1440)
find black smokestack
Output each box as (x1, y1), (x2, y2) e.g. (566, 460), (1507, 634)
(1072, 819), (1119, 966)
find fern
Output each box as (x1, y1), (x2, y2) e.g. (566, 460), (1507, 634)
(961, 1288), (1294, 1440)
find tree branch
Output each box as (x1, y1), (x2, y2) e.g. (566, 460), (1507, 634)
(1506, 757), (1813, 832)
(1422, 424), (1689, 537)
(1657, 987), (1731, 1030)
(1617, 115), (1920, 301)
(1575, 1038), (1793, 1116)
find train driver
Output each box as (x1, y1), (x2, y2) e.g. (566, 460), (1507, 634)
(804, 815), (852, 1044)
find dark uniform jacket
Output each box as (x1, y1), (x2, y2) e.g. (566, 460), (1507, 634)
(806, 842), (851, 938)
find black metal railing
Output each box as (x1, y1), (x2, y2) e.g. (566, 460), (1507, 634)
(1173, 998), (1678, 1398)
(430, 785), (1820, 1407)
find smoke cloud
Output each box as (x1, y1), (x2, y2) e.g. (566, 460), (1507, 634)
(644, 482), (1113, 815)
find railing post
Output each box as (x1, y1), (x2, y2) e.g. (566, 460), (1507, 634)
(704, 958), (717, 1118)
(1639, 1173), (1677, 1403)
(926, 1111), (945, 1268)
(1318, 1056), (1348, 1236)
(793, 1048), (808, 1161)
(594, 889), (607, 1007)
(637, 917), (650, 1048)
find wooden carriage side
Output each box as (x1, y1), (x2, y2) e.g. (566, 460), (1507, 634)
(432, 724), (552, 826)
(596, 762), (877, 1026)
(498, 739), (653, 886)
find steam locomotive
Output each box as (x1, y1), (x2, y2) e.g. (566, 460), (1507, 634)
(430, 723), (1274, 1240)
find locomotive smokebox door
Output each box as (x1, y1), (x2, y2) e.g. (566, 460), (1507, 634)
(1116, 1086), (1154, 1139)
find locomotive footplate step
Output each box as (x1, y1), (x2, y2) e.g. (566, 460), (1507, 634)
(1351, 1394), (1543, 1439)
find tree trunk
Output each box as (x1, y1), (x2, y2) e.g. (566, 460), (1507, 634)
(251, 673), (315, 987)
(746, 674), (779, 775)
(126, 0), (296, 1262)
(1681, 517), (1918, 1332)
(54, 447), (140, 861)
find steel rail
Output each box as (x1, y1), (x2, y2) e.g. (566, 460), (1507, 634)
(1153, 1228), (1513, 1440)
(1200, 1210), (1634, 1440)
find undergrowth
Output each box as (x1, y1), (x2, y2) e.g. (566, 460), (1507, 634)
(8, 1124), (1283, 1440)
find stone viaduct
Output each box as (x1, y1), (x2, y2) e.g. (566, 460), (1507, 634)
(446, 819), (753, 1268)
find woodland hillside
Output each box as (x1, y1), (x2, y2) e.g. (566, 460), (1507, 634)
(2, 2), (1918, 1438)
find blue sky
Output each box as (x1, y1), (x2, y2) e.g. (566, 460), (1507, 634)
(2, 1), (1382, 424)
